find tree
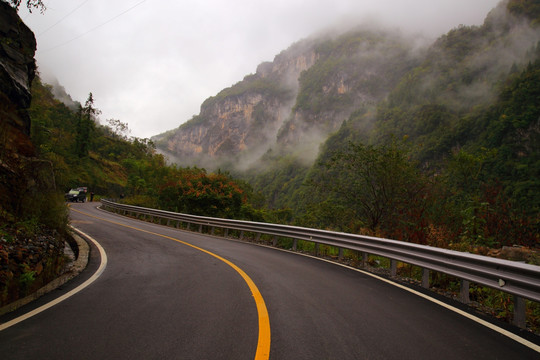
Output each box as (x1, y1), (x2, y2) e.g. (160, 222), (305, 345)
(156, 168), (248, 218)
(106, 119), (130, 139)
(311, 140), (431, 242)
(75, 92), (100, 158)
(4, 0), (46, 13)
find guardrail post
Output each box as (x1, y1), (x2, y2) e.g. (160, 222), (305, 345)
(199, 224), (203, 233)
(513, 296), (526, 328)
(422, 268), (430, 289)
(293, 239), (297, 251)
(390, 259), (397, 277)
(256, 233), (261, 242)
(315, 243), (319, 256)
(176, 221), (180, 229)
(167, 219), (171, 226)
(338, 248), (343, 261)
(224, 228), (229, 237)
(460, 280), (470, 304)
(239, 231), (244, 240)
(211, 226), (215, 235)
(361, 253), (368, 267)
(272, 236), (277, 247)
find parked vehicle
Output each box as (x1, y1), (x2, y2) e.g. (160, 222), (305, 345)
(65, 187), (87, 202)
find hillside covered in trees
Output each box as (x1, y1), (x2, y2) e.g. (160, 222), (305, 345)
(155, 0), (540, 252)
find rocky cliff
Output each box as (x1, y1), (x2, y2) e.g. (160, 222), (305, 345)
(0, 1), (38, 215)
(276, 29), (419, 149)
(154, 29), (419, 168)
(0, 1), (36, 151)
(156, 0), (538, 174)
(155, 40), (318, 168)
(0, 2), (70, 309)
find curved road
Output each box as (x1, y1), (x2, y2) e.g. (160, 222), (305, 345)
(1, 203), (538, 359)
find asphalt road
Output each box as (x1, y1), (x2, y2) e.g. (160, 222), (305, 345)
(0, 203), (538, 359)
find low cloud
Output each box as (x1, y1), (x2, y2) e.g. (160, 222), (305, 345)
(22, 0), (500, 138)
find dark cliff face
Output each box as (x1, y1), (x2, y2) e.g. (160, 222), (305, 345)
(0, 1), (37, 214)
(0, 1), (36, 151)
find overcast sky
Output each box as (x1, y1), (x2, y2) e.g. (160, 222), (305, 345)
(20, 0), (501, 138)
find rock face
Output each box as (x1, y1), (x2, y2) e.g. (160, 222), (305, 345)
(154, 29), (417, 169)
(156, 40), (318, 168)
(0, 3), (66, 309)
(0, 1), (37, 215)
(0, 1), (36, 138)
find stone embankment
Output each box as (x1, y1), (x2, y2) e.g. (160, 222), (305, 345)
(0, 231), (88, 315)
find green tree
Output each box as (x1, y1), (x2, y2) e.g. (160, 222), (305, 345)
(156, 168), (249, 219)
(76, 92), (100, 158)
(310, 140), (431, 242)
(106, 118), (130, 139)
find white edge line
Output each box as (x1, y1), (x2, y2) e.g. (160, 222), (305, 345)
(254, 244), (540, 353)
(0, 227), (107, 331)
(89, 209), (540, 353)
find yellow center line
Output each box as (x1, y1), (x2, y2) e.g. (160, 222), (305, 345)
(71, 207), (271, 360)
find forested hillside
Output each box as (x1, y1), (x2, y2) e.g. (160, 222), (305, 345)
(155, 0), (539, 250)
(295, 1), (540, 247)
(28, 77), (266, 220)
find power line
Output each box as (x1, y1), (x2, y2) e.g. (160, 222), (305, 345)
(38, 0), (91, 37)
(40, 0), (148, 53)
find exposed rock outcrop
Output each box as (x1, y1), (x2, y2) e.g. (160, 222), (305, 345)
(155, 39), (319, 168)
(0, 1), (37, 215)
(154, 29), (419, 169)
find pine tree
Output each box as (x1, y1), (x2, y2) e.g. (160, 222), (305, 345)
(75, 92), (100, 158)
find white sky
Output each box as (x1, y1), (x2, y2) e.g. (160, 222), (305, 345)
(20, 0), (501, 138)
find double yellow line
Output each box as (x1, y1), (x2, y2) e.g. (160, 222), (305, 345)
(72, 207), (271, 360)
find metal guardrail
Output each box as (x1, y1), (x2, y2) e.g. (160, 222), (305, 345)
(100, 199), (540, 328)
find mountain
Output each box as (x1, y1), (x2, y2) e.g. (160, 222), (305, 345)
(153, 27), (421, 169)
(155, 1), (538, 168)
(154, 0), (540, 210)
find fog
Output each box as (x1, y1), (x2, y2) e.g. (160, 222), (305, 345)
(19, 0), (501, 138)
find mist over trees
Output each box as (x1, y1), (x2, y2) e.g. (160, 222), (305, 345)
(152, 0), (540, 250)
